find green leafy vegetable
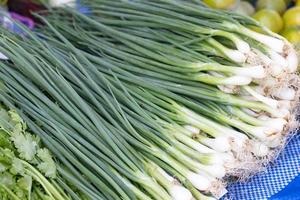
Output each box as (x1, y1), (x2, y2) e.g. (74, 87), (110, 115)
(0, 107), (70, 200)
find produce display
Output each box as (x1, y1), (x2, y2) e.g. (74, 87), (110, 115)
(0, 0), (299, 200)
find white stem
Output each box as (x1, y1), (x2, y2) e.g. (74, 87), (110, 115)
(207, 38), (246, 63)
(240, 27), (284, 53)
(170, 185), (193, 200)
(242, 108), (260, 117)
(235, 39), (251, 54)
(252, 48), (272, 65)
(200, 136), (231, 152)
(209, 71), (251, 86)
(217, 85), (238, 94)
(278, 100), (292, 110)
(243, 86), (279, 109)
(256, 76), (277, 87)
(221, 152), (236, 163)
(233, 65), (266, 79)
(285, 45), (298, 73)
(222, 76), (252, 85)
(180, 106), (249, 151)
(251, 48), (283, 76)
(230, 136), (249, 151)
(158, 168), (175, 183)
(180, 106), (223, 137)
(183, 125), (200, 134)
(258, 115), (288, 132)
(207, 153), (227, 165)
(199, 164), (226, 179)
(174, 132), (216, 154)
(251, 141), (270, 157)
(257, 115), (270, 120)
(182, 125), (230, 152)
(0, 52), (8, 60)
(264, 134), (283, 148)
(263, 118), (287, 132)
(269, 63), (284, 77)
(250, 126), (281, 140)
(272, 87), (296, 101)
(276, 107), (290, 119)
(186, 172), (213, 191)
(267, 49), (289, 69)
(253, 79), (295, 101)
(157, 166), (194, 200)
(49, 0), (75, 7)
(224, 49), (247, 63)
(214, 31), (250, 53)
(250, 128), (268, 140)
(191, 142), (216, 154)
(254, 49), (284, 77)
(241, 95), (258, 101)
(222, 127), (249, 140)
(218, 132), (249, 154)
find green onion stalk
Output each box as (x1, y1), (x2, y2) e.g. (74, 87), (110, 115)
(41, 5), (298, 119)
(44, 0), (299, 182)
(37, 18), (292, 150)
(37, 10), (293, 121)
(0, 27), (222, 199)
(0, 39), (178, 200)
(154, 0), (298, 71)
(3, 20), (240, 197)
(78, 39), (292, 153)
(38, 31), (270, 157)
(63, 8), (261, 84)
(0, 2), (299, 199)
(87, 49), (285, 155)
(0, 61), (174, 200)
(35, 21), (268, 172)
(49, 42), (227, 195)
(74, 0), (299, 99)
(62, 63), (228, 194)
(81, 0), (298, 73)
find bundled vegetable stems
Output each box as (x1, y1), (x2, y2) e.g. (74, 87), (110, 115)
(0, 0), (299, 199)
(0, 106), (81, 200)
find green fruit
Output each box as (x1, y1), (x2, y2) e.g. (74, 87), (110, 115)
(252, 9), (283, 33)
(283, 7), (300, 28)
(256, 0), (287, 14)
(281, 27), (300, 45)
(235, 1), (255, 16)
(203, 0), (237, 10)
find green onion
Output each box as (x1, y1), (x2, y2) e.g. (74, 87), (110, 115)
(0, 1), (298, 200)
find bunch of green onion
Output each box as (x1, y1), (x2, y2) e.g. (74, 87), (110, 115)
(0, 1), (299, 200)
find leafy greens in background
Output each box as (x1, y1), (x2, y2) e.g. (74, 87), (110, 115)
(0, 105), (69, 200)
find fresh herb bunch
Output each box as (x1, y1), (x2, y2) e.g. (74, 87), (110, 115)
(0, 106), (71, 200)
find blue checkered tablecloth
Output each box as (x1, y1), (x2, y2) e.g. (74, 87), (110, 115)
(223, 134), (300, 200)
